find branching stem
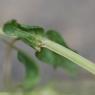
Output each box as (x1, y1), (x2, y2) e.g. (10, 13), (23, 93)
(0, 27), (95, 75)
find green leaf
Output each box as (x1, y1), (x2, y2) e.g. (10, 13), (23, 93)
(3, 20), (45, 50)
(3, 20), (19, 36)
(18, 24), (45, 36)
(36, 30), (78, 74)
(46, 30), (69, 48)
(3, 20), (30, 38)
(3, 20), (45, 37)
(17, 51), (39, 90)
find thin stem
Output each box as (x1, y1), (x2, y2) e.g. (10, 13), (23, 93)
(42, 39), (95, 75)
(1, 27), (95, 75)
(0, 28), (5, 35)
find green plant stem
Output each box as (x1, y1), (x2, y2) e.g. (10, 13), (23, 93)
(0, 27), (5, 36)
(1, 27), (95, 75)
(42, 39), (95, 75)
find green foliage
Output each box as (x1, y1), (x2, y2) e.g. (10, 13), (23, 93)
(16, 23), (45, 50)
(4, 19), (78, 74)
(3, 20), (31, 38)
(3, 20), (45, 37)
(46, 30), (69, 48)
(36, 30), (78, 73)
(3, 20), (78, 90)
(17, 51), (39, 90)
(3, 20), (44, 49)
(3, 20), (18, 36)
(18, 24), (45, 35)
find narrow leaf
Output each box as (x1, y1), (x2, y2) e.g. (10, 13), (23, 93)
(17, 51), (39, 90)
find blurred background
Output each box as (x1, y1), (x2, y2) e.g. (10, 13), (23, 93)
(0, 0), (95, 94)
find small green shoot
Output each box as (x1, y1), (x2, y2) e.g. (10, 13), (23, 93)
(0, 19), (95, 91)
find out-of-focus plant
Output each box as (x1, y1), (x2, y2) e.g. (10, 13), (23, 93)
(0, 20), (95, 94)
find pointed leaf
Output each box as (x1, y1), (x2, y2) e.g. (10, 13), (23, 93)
(3, 20), (45, 49)
(17, 51), (39, 90)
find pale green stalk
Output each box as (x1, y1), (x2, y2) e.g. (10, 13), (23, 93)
(0, 28), (5, 35)
(0, 27), (95, 75)
(42, 39), (95, 75)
